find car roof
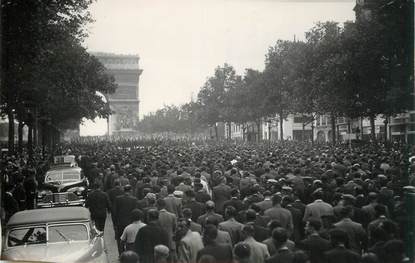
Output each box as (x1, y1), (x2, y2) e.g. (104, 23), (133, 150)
(7, 207), (90, 227)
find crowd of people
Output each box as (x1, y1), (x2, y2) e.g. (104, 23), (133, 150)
(1, 139), (415, 263)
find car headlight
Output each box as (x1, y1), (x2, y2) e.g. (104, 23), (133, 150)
(37, 189), (52, 198)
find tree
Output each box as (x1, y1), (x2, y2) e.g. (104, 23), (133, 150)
(1, 0), (116, 154)
(264, 40), (306, 140)
(197, 64), (240, 140)
(305, 22), (359, 144)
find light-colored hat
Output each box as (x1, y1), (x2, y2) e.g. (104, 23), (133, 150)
(154, 244), (169, 256)
(173, 190), (183, 198)
(145, 193), (156, 200)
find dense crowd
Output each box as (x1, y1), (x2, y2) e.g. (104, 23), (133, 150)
(2, 139), (415, 263)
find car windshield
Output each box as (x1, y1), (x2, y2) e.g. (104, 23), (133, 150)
(48, 224), (88, 243)
(8, 226), (47, 247)
(8, 224), (88, 247)
(45, 171), (80, 183)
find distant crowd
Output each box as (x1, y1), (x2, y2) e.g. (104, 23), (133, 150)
(2, 140), (415, 263)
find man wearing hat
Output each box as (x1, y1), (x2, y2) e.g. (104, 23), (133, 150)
(114, 184), (139, 254)
(197, 201), (224, 228)
(303, 189), (334, 223)
(163, 184), (183, 218)
(212, 176), (232, 214)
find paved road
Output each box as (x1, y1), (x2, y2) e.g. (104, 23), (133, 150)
(104, 215), (119, 263)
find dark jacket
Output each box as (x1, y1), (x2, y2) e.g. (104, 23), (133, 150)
(196, 243), (233, 263)
(85, 189), (111, 219)
(324, 246), (361, 263)
(135, 221), (169, 263)
(212, 183), (232, 213)
(183, 199), (205, 222)
(107, 186), (124, 209)
(296, 234), (332, 263)
(266, 247), (294, 263)
(113, 193), (138, 228)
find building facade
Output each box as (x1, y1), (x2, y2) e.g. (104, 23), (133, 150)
(92, 53), (143, 136)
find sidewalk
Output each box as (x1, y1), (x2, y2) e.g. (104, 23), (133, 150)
(104, 215), (119, 263)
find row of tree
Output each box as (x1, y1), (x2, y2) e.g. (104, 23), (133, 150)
(139, 0), (413, 144)
(1, 0), (117, 156)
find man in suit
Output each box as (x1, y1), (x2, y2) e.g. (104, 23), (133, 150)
(262, 220), (296, 256)
(135, 209), (169, 263)
(296, 218), (331, 263)
(114, 185), (139, 254)
(245, 209), (269, 243)
(264, 194), (293, 236)
(176, 217), (204, 263)
(333, 206), (367, 254)
(196, 224), (233, 263)
(157, 199), (177, 253)
(197, 201), (224, 228)
(163, 184), (183, 217)
(239, 224), (270, 263)
(205, 217), (232, 246)
(212, 177), (231, 214)
(183, 190), (205, 222)
(303, 190), (334, 223)
(255, 191), (273, 212)
(265, 228), (294, 263)
(183, 208), (202, 233)
(107, 180), (124, 230)
(85, 182), (111, 232)
(324, 229), (361, 263)
(219, 206), (244, 245)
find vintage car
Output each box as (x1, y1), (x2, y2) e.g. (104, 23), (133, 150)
(36, 155), (89, 208)
(2, 207), (108, 263)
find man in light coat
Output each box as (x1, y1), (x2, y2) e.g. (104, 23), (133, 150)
(176, 218), (204, 263)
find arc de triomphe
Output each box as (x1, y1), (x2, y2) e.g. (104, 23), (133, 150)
(92, 52), (143, 136)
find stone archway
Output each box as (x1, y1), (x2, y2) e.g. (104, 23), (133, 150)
(92, 52), (143, 136)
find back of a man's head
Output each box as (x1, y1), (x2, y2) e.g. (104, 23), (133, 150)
(272, 227), (288, 244)
(272, 194), (282, 206)
(147, 209), (159, 222)
(182, 208), (193, 219)
(119, 251), (139, 263)
(203, 224), (218, 242)
(131, 209), (143, 222)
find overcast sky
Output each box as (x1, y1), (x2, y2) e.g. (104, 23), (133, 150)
(81, 0), (355, 136)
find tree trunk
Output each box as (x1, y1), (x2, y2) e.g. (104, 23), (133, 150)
(8, 109), (15, 154)
(41, 122), (46, 158)
(28, 124), (33, 159)
(257, 120), (261, 142)
(370, 115), (376, 141)
(384, 118), (389, 143)
(279, 113), (284, 141)
(33, 108), (38, 146)
(268, 122), (272, 140)
(330, 113), (336, 145)
(17, 121), (23, 154)
(311, 121), (315, 145)
(302, 122), (306, 142)
(214, 125), (218, 141)
(227, 122), (232, 140)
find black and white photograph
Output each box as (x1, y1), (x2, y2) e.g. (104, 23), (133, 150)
(0, 0), (414, 262)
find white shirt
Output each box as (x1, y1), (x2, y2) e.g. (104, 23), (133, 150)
(120, 221), (146, 243)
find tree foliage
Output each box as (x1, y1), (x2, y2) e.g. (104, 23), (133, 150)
(1, 0), (117, 152)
